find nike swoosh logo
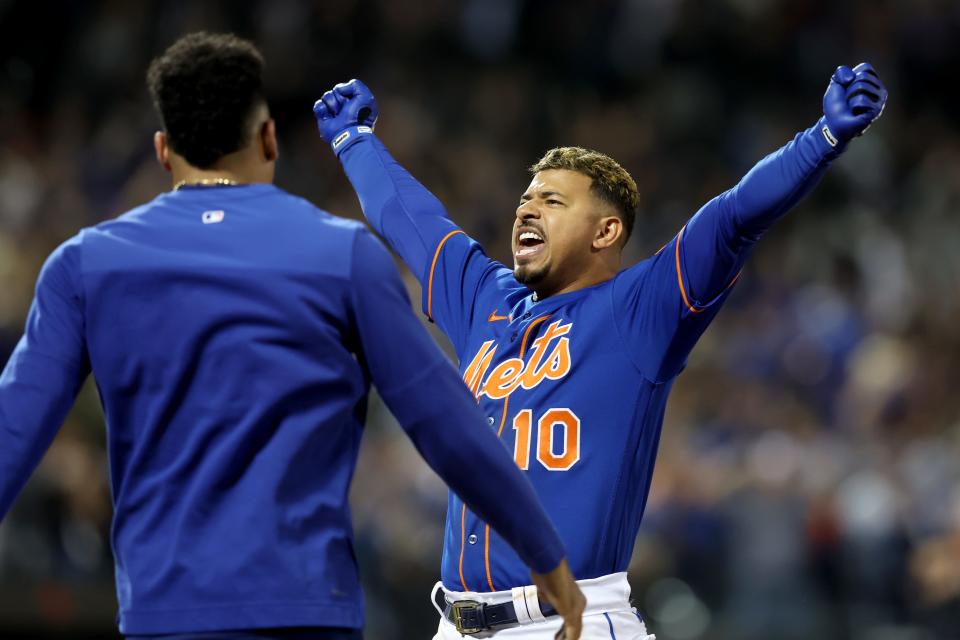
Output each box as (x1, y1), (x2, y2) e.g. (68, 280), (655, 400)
(487, 310), (510, 323)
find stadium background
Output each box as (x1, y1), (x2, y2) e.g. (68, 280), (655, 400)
(1, 1), (958, 638)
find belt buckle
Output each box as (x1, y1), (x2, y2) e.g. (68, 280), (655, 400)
(451, 599), (484, 634)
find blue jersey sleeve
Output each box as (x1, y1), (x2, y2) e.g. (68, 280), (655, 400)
(0, 237), (90, 519)
(614, 119), (841, 381)
(348, 230), (564, 574)
(339, 135), (510, 354)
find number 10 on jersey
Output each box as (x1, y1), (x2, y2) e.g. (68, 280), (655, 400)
(512, 408), (581, 471)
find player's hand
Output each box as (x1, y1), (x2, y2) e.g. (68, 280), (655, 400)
(313, 79), (379, 154)
(822, 62), (887, 145)
(531, 559), (586, 640)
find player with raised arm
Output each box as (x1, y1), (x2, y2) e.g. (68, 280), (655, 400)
(314, 64), (888, 638)
(0, 33), (586, 640)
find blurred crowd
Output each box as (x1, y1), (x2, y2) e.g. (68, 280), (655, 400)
(1, 0), (959, 638)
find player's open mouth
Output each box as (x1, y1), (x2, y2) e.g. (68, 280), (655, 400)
(515, 230), (545, 260)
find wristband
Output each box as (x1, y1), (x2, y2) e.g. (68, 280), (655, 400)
(331, 125), (374, 156)
(821, 123), (839, 148)
(812, 117), (847, 158)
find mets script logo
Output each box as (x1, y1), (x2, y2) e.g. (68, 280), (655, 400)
(462, 320), (572, 400)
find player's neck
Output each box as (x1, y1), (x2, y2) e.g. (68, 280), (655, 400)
(168, 147), (275, 189)
(172, 166), (247, 188)
(533, 264), (619, 300)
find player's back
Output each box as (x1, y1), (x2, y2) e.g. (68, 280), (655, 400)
(77, 184), (369, 632)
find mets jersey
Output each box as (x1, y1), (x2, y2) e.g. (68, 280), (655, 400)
(336, 118), (842, 592)
(0, 183), (565, 635)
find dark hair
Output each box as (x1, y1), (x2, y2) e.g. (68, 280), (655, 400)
(530, 147), (639, 242)
(147, 32), (266, 168)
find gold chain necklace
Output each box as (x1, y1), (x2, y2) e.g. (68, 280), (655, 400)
(173, 178), (241, 191)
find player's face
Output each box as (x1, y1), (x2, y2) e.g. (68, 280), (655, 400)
(513, 169), (606, 293)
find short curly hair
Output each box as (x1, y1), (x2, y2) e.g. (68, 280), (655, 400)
(530, 147), (639, 241)
(147, 32), (266, 168)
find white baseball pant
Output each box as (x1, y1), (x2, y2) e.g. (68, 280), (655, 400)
(430, 572), (655, 640)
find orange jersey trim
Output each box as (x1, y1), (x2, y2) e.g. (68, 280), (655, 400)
(484, 524), (495, 591)
(427, 230), (465, 321)
(483, 314), (552, 592)
(458, 503), (470, 591)
(674, 224), (742, 313)
(495, 395), (512, 438)
(519, 316), (551, 358)
(674, 225), (705, 314)
(485, 392), (511, 593)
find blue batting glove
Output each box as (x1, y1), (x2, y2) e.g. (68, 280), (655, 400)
(821, 62), (887, 147)
(313, 79), (379, 155)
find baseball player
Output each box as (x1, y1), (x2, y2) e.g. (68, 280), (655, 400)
(0, 33), (587, 640)
(314, 63), (888, 638)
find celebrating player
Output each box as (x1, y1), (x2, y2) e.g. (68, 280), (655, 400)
(315, 64), (888, 638)
(0, 33), (588, 640)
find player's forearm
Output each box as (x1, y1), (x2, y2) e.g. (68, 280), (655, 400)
(383, 362), (566, 574)
(726, 117), (841, 238)
(680, 118), (840, 302)
(339, 134), (458, 278)
(0, 346), (83, 518)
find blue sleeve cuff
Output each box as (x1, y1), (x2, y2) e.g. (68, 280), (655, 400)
(331, 125), (375, 157)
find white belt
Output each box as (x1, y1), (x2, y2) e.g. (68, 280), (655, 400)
(432, 572), (632, 626)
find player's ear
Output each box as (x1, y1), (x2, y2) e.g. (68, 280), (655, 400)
(593, 215), (623, 251)
(153, 131), (172, 173)
(260, 118), (279, 163)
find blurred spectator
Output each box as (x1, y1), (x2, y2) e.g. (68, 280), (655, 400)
(1, 1), (958, 638)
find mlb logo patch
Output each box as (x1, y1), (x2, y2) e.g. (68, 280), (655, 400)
(202, 210), (225, 224)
